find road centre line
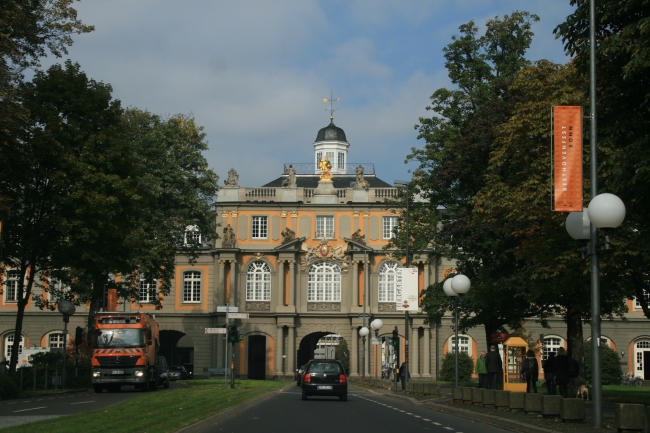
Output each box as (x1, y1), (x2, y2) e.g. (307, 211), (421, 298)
(444, 427), (454, 430)
(70, 401), (95, 405)
(432, 422), (442, 425)
(13, 407), (46, 412)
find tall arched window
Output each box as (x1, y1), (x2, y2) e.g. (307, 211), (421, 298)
(4, 334), (24, 360)
(447, 335), (472, 356)
(308, 262), (341, 302)
(246, 261), (271, 301)
(378, 262), (399, 302)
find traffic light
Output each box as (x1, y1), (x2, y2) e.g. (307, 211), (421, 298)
(391, 327), (399, 348)
(75, 326), (84, 346)
(228, 325), (239, 343)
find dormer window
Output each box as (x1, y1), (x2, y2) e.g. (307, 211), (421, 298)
(184, 225), (201, 245)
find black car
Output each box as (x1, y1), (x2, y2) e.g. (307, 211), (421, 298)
(301, 359), (347, 401)
(169, 365), (190, 380)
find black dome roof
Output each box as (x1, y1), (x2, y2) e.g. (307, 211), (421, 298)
(315, 121), (347, 142)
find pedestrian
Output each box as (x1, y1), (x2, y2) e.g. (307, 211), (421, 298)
(521, 349), (539, 393)
(476, 351), (487, 388)
(485, 345), (503, 389)
(554, 347), (570, 397)
(399, 361), (410, 391)
(543, 352), (556, 395)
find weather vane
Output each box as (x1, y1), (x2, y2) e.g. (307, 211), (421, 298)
(323, 90), (341, 122)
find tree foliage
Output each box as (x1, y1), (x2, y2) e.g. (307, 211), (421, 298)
(389, 12), (542, 347)
(439, 351), (474, 382)
(555, 0), (650, 320)
(584, 342), (622, 385)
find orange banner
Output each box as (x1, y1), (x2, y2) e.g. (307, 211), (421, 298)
(553, 106), (583, 212)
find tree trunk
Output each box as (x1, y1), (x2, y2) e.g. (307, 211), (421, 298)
(9, 264), (35, 375)
(483, 322), (499, 350)
(565, 306), (585, 379)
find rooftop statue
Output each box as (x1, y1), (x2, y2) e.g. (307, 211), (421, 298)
(281, 165), (297, 187)
(281, 227), (296, 244)
(222, 224), (236, 247)
(354, 165), (369, 190)
(224, 168), (239, 187)
(319, 155), (332, 181)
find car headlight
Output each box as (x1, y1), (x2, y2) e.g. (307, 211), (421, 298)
(92, 371), (101, 378)
(135, 370), (144, 377)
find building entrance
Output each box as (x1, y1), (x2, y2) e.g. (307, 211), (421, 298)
(297, 332), (348, 374)
(247, 335), (266, 379)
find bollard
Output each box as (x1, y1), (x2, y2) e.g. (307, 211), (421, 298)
(471, 387), (483, 405)
(452, 386), (463, 402)
(524, 393), (543, 415)
(614, 403), (646, 433)
(482, 389), (496, 408)
(560, 398), (585, 423)
(541, 395), (562, 418)
(462, 387), (473, 403)
(494, 390), (510, 410)
(508, 392), (525, 412)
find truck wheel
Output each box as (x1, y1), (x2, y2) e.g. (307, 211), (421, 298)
(164, 379), (169, 389)
(140, 382), (149, 392)
(150, 379), (158, 391)
(93, 385), (103, 394)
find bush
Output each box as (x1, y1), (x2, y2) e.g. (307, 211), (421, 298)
(0, 374), (21, 399)
(439, 351), (474, 382)
(584, 342), (622, 385)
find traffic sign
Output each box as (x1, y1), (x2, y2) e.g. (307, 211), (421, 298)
(205, 328), (227, 334)
(228, 313), (249, 319)
(217, 306), (239, 313)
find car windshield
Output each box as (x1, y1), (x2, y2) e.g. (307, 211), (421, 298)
(308, 362), (343, 374)
(95, 329), (145, 348)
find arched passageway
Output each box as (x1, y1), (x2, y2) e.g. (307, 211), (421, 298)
(159, 330), (194, 367)
(297, 332), (349, 374)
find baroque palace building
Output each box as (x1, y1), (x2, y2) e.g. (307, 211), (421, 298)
(2, 116), (650, 381)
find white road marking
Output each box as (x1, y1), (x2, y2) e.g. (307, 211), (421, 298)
(432, 422), (442, 425)
(70, 401), (95, 405)
(423, 419), (431, 421)
(444, 427), (454, 431)
(13, 407), (46, 412)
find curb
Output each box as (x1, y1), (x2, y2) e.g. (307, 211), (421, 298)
(175, 384), (293, 433)
(359, 386), (559, 433)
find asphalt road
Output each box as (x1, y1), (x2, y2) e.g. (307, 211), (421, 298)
(195, 385), (513, 433)
(0, 382), (182, 429)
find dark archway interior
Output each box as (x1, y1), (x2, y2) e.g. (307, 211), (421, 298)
(297, 332), (348, 371)
(159, 330), (194, 366)
(248, 335), (266, 379)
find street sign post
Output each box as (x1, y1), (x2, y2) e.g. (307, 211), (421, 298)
(217, 306), (238, 313)
(228, 313), (249, 319)
(205, 328), (227, 334)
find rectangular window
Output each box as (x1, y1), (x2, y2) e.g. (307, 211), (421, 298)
(316, 152), (322, 167)
(138, 277), (156, 303)
(4, 271), (20, 302)
(184, 225), (201, 246)
(337, 152), (345, 170)
(315, 216), (335, 239)
(383, 216), (399, 239)
(634, 290), (649, 309)
(49, 333), (64, 349)
(183, 271), (201, 303)
(251, 216), (268, 239)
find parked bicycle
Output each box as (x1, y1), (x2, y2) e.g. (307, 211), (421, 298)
(620, 373), (643, 386)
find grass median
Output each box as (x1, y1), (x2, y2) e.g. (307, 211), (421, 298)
(3, 379), (290, 433)
(602, 385), (650, 404)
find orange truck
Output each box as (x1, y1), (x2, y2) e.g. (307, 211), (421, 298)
(91, 312), (160, 393)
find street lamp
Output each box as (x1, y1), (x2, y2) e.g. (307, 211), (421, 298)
(359, 326), (369, 378)
(443, 274), (471, 386)
(566, 193), (625, 425)
(57, 300), (76, 389)
(370, 319), (383, 378)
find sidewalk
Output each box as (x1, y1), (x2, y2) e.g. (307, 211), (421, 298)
(354, 384), (618, 433)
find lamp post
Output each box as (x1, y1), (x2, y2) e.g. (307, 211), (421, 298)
(57, 300), (76, 389)
(359, 326), (369, 378)
(443, 274), (471, 386)
(566, 193), (625, 426)
(370, 318), (383, 378)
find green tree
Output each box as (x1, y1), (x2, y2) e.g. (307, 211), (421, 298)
(584, 342), (622, 385)
(390, 12), (542, 347)
(1, 61), (124, 374)
(555, 0), (650, 320)
(335, 339), (350, 375)
(439, 351), (474, 382)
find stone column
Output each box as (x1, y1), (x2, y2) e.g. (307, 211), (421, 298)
(288, 261), (296, 306)
(351, 261), (359, 307)
(287, 325), (295, 374)
(350, 327), (359, 377)
(411, 326), (420, 377)
(364, 336), (370, 377)
(422, 326), (431, 378)
(229, 260), (237, 306)
(275, 325), (284, 377)
(277, 260), (285, 306)
(218, 260), (226, 306)
(424, 262), (430, 289)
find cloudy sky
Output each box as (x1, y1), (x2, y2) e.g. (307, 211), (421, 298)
(48, 0), (575, 187)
